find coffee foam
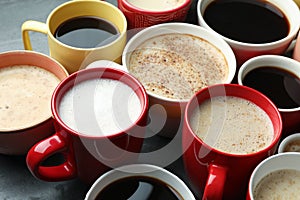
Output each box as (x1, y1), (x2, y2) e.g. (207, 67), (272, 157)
(128, 33), (228, 100)
(254, 169), (300, 199)
(58, 78), (142, 136)
(190, 96), (273, 154)
(0, 65), (60, 130)
(126, 0), (185, 11)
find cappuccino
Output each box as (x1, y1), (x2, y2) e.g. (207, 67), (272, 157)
(254, 169), (300, 200)
(190, 96), (273, 154)
(0, 65), (60, 130)
(58, 78), (142, 136)
(126, 0), (185, 11)
(128, 33), (228, 100)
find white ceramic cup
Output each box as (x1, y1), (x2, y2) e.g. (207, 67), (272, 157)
(247, 153), (300, 200)
(278, 133), (300, 153)
(85, 164), (195, 200)
(122, 22), (236, 138)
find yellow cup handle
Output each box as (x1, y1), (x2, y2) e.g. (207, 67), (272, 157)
(22, 20), (48, 50)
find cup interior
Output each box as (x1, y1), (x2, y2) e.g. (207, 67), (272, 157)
(85, 164), (195, 200)
(52, 67), (148, 138)
(278, 133), (300, 153)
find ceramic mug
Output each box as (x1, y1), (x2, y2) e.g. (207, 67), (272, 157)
(85, 164), (195, 200)
(182, 84), (282, 199)
(278, 133), (300, 153)
(117, 0), (192, 29)
(22, 0), (127, 73)
(197, 0), (300, 66)
(238, 55), (300, 136)
(26, 67), (149, 184)
(247, 153), (300, 199)
(0, 50), (68, 155)
(122, 22), (236, 138)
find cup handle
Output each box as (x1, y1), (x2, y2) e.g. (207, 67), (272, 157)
(26, 132), (77, 181)
(202, 164), (228, 200)
(22, 20), (48, 50)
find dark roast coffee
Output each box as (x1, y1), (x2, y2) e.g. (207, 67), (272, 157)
(54, 16), (119, 48)
(203, 0), (289, 43)
(243, 67), (300, 109)
(95, 176), (182, 200)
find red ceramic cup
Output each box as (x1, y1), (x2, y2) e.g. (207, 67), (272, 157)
(26, 67), (149, 184)
(182, 84), (282, 200)
(117, 0), (192, 29)
(0, 50), (68, 155)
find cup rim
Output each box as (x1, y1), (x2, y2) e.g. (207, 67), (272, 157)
(46, 0), (127, 51)
(85, 164), (195, 200)
(184, 83), (282, 158)
(120, 0), (192, 14)
(51, 67), (149, 139)
(0, 50), (68, 133)
(237, 54), (300, 112)
(278, 132), (300, 153)
(197, 0), (300, 48)
(122, 22), (237, 103)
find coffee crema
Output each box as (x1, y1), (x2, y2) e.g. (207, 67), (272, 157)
(128, 33), (228, 100)
(190, 96), (273, 154)
(283, 140), (300, 152)
(54, 16), (119, 48)
(126, 0), (185, 11)
(0, 65), (60, 130)
(58, 78), (142, 136)
(254, 169), (300, 200)
(203, 0), (289, 43)
(95, 176), (183, 200)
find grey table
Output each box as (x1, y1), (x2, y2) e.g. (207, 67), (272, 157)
(0, 0), (199, 199)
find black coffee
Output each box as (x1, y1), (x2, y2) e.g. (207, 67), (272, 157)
(95, 176), (182, 200)
(54, 16), (119, 48)
(203, 0), (289, 43)
(243, 67), (300, 109)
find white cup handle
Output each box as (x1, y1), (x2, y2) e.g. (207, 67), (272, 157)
(85, 60), (128, 73)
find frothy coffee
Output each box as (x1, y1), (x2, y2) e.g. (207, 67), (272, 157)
(190, 96), (273, 154)
(254, 169), (300, 200)
(0, 65), (60, 130)
(126, 0), (185, 11)
(128, 33), (228, 100)
(58, 78), (142, 136)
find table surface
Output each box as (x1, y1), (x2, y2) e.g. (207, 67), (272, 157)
(0, 0), (200, 199)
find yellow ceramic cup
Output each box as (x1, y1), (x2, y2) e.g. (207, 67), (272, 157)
(22, 0), (127, 73)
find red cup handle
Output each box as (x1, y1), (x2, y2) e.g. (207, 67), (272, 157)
(26, 133), (77, 181)
(202, 164), (228, 200)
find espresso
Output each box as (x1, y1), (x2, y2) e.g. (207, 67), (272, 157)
(126, 0), (185, 11)
(190, 96), (273, 154)
(243, 67), (300, 109)
(95, 176), (182, 200)
(58, 78), (142, 136)
(283, 140), (300, 152)
(128, 33), (228, 100)
(203, 0), (289, 43)
(254, 169), (300, 199)
(0, 65), (60, 130)
(54, 16), (119, 48)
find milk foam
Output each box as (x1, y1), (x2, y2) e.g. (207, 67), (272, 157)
(254, 169), (300, 200)
(129, 33), (228, 100)
(190, 96), (273, 154)
(58, 79), (142, 136)
(126, 0), (185, 11)
(0, 65), (60, 130)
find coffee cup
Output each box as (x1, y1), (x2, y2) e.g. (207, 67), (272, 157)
(182, 84), (282, 199)
(238, 55), (300, 136)
(122, 22), (236, 138)
(278, 133), (300, 153)
(197, 0), (300, 66)
(22, 0), (127, 73)
(26, 67), (149, 184)
(85, 164), (195, 199)
(247, 153), (300, 199)
(117, 0), (192, 29)
(0, 50), (68, 155)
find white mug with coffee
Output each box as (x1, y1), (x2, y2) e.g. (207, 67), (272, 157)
(278, 133), (300, 153)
